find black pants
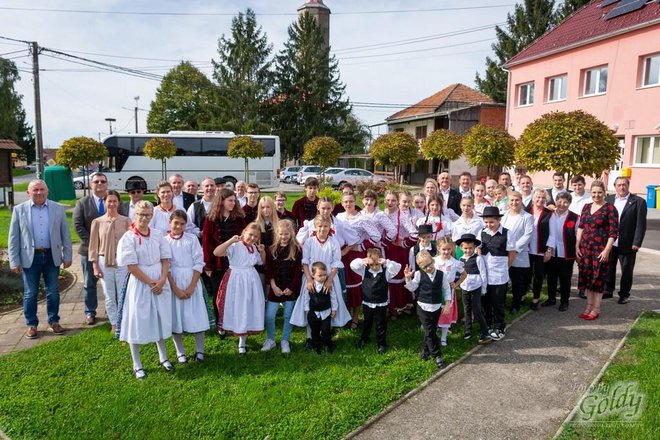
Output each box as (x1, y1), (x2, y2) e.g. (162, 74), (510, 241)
(308, 310), (332, 350)
(416, 305), (442, 358)
(361, 304), (387, 347)
(546, 257), (574, 304)
(483, 284), (507, 331)
(509, 266), (531, 309)
(462, 288), (490, 337)
(605, 246), (636, 299)
(529, 254), (547, 300)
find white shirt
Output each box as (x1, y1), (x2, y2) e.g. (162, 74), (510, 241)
(186, 198), (212, 237)
(451, 215), (484, 242)
(529, 209), (556, 256)
(550, 187), (568, 204)
(479, 225), (516, 285)
(404, 269), (451, 312)
(613, 193), (630, 247)
(172, 193), (184, 210)
(236, 194), (247, 207)
(569, 192), (592, 216)
(547, 210), (579, 259)
(459, 187), (472, 198)
(459, 254), (488, 294)
(127, 201), (138, 222)
(349, 259), (402, 308)
(304, 281), (338, 320)
(501, 210), (534, 268)
(409, 243), (434, 269)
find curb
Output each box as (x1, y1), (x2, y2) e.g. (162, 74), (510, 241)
(344, 308), (534, 439)
(638, 247), (660, 256)
(0, 269), (77, 318)
(552, 312), (645, 439)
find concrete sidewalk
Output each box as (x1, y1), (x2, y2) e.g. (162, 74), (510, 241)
(0, 244), (108, 354)
(351, 250), (659, 440)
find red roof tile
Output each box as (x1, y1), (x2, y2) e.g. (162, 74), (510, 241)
(0, 139), (21, 151)
(386, 83), (495, 121)
(506, 1), (660, 67)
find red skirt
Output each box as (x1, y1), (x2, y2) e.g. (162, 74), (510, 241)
(216, 268), (231, 331)
(343, 248), (366, 308)
(384, 242), (411, 310)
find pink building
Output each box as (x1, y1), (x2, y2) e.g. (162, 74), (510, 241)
(505, 0), (660, 195)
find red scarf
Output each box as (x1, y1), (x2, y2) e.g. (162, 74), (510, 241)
(129, 222), (150, 245)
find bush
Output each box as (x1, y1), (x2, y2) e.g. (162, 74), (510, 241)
(317, 187), (341, 204)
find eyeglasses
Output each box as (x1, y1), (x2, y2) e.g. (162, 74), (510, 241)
(136, 213), (153, 218)
(129, 190), (143, 195)
(92, 180), (107, 184)
(247, 192), (259, 195)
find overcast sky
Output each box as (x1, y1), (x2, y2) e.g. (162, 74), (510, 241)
(0, 0), (517, 149)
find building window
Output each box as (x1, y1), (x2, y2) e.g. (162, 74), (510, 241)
(518, 82), (534, 106)
(547, 74), (567, 102)
(583, 66), (607, 96)
(415, 125), (427, 140)
(642, 54), (660, 87)
(634, 136), (660, 165)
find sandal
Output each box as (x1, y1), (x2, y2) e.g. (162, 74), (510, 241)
(159, 360), (174, 372)
(579, 303), (593, 319)
(238, 346), (247, 355)
(350, 320), (359, 330)
(177, 354), (188, 364)
(134, 368), (146, 380)
(193, 352), (204, 362)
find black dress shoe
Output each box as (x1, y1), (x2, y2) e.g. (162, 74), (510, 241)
(421, 348), (430, 361)
(304, 338), (313, 351)
(435, 356), (446, 369)
(531, 301), (540, 311)
(558, 303), (569, 312)
(602, 292), (614, 299)
(377, 345), (387, 355)
(356, 339), (366, 349)
(541, 299), (557, 307)
(618, 296), (629, 304)
(578, 291), (587, 299)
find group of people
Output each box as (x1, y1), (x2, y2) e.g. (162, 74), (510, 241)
(7, 167), (647, 379)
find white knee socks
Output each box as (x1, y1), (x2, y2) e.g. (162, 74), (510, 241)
(155, 339), (168, 363)
(172, 333), (185, 357)
(441, 327), (449, 343)
(238, 335), (247, 348)
(129, 344), (142, 370)
(194, 332), (205, 354)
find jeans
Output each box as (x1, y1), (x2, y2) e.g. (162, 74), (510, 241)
(22, 252), (60, 326)
(265, 300), (295, 341)
(81, 255), (98, 317)
(97, 256), (128, 325)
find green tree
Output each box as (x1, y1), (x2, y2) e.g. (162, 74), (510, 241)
(303, 136), (342, 185)
(463, 124), (515, 177)
(271, 12), (357, 162)
(212, 8), (273, 134)
(420, 129), (464, 174)
(144, 138), (177, 180)
(227, 135), (264, 183)
(369, 132), (419, 184)
(475, 0), (556, 103)
(147, 61), (217, 133)
(554, 0), (591, 22)
(515, 110), (620, 180)
(335, 115), (371, 155)
(0, 59), (35, 163)
(56, 136), (108, 195)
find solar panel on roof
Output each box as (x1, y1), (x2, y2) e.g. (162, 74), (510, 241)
(601, 0), (620, 7)
(605, 0), (648, 20)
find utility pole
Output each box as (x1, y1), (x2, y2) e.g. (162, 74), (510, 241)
(134, 96), (139, 133)
(105, 117), (116, 135)
(31, 41), (44, 179)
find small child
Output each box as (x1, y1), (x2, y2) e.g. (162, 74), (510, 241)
(213, 222), (266, 354)
(479, 206), (517, 341)
(455, 233), (491, 344)
(404, 251), (452, 369)
(409, 224), (437, 270)
(494, 184), (509, 213)
(350, 248), (402, 354)
(166, 210), (211, 363)
(435, 237), (464, 347)
(305, 262), (338, 354)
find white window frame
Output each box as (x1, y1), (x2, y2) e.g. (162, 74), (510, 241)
(517, 82), (534, 107)
(641, 54), (660, 88)
(633, 136), (660, 167)
(547, 74), (567, 102)
(583, 66), (608, 96)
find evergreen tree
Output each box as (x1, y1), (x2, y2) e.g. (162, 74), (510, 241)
(212, 8), (274, 134)
(475, 0), (556, 103)
(0, 58), (35, 163)
(147, 61), (217, 133)
(554, 0), (591, 23)
(272, 13), (357, 162)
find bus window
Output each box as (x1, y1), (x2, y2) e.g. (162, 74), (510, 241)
(173, 138), (201, 156)
(133, 137), (147, 154)
(202, 138), (230, 156)
(257, 138), (276, 157)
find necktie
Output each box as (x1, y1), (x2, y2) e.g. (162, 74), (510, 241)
(98, 197), (105, 215)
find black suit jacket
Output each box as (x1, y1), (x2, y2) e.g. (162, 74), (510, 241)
(118, 201), (130, 218)
(605, 193), (647, 253)
(446, 188), (462, 215)
(182, 192), (196, 211)
(546, 188), (571, 207)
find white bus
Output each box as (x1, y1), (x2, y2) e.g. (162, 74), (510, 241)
(99, 131), (280, 191)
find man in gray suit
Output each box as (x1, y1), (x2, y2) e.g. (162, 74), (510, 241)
(9, 180), (72, 339)
(73, 172), (108, 325)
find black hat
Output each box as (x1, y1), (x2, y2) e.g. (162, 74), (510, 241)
(214, 177), (227, 185)
(126, 180), (146, 191)
(417, 224), (433, 235)
(456, 233), (481, 247)
(480, 206), (504, 218)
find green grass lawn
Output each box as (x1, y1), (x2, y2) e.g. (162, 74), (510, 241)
(11, 169), (32, 178)
(0, 208), (79, 249)
(558, 311), (660, 440)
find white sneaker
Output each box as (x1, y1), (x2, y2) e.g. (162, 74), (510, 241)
(261, 339), (276, 352)
(441, 340), (447, 346)
(281, 340), (290, 354)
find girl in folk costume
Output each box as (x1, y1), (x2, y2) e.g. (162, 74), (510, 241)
(399, 190), (422, 226)
(472, 182), (492, 217)
(435, 237), (465, 346)
(213, 222), (266, 355)
(290, 215), (351, 348)
(360, 190), (398, 243)
(383, 190), (418, 318)
(263, 219), (302, 353)
(336, 193), (382, 329)
(412, 192), (427, 218)
(416, 194), (453, 244)
(201, 188), (246, 336)
(451, 197), (485, 259)
(116, 201), (173, 380)
(165, 210), (211, 363)
(150, 181), (194, 235)
(255, 196), (279, 294)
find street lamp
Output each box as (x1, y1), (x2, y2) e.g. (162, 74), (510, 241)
(105, 117), (116, 135)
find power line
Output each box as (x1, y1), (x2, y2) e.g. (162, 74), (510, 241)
(337, 37), (494, 60)
(0, 49), (28, 57)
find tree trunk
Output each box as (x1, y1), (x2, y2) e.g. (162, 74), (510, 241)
(162, 158), (167, 180)
(244, 158), (249, 183)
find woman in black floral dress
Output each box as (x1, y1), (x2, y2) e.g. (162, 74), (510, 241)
(576, 181), (618, 320)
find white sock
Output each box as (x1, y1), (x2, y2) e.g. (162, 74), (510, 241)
(129, 344), (142, 371)
(155, 339), (168, 363)
(441, 327), (448, 343)
(306, 325), (312, 339)
(238, 335), (247, 348)
(194, 332), (205, 354)
(172, 333), (185, 357)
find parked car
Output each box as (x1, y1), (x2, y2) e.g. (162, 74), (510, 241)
(279, 166), (302, 183)
(73, 171), (98, 190)
(321, 168), (390, 188)
(297, 165), (323, 185)
(306, 167), (346, 184)
(22, 164), (37, 172)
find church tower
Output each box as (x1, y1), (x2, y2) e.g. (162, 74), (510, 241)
(297, 0), (331, 49)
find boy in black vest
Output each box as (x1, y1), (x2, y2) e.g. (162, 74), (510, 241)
(404, 251), (452, 369)
(479, 206), (517, 341)
(456, 234), (491, 344)
(408, 224), (437, 270)
(304, 262), (338, 354)
(350, 248), (402, 354)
